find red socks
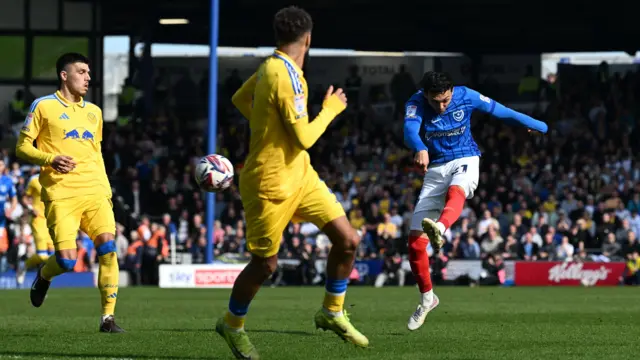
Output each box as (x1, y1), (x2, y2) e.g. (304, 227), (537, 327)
(438, 186), (466, 229)
(408, 235), (432, 293)
(409, 186), (466, 294)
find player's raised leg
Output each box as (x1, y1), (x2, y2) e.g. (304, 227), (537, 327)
(421, 185), (465, 252)
(82, 196), (123, 333)
(31, 200), (81, 308)
(422, 156), (479, 253)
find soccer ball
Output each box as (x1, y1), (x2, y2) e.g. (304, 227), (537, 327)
(194, 154), (234, 192)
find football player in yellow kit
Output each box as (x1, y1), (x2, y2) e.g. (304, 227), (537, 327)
(16, 53), (123, 333)
(215, 6), (368, 359)
(23, 172), (55, 269)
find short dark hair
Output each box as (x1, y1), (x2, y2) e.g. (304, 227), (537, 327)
(56, 52), (90, 84)
(273, 6), (313, 45)
(420, 71), (453, 94)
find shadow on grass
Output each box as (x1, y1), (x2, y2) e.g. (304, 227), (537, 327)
(147, 328), (314, 337)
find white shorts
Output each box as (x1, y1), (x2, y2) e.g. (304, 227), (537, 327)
(410, 156), (480, 231)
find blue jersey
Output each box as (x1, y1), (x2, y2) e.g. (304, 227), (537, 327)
(0, 175), (17, 227)
(403, 86), (547, 165)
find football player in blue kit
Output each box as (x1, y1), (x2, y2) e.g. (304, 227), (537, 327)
(403, 71), (547, 330)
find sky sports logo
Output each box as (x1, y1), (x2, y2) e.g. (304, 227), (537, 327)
(169, 271), (193, 284)
(194, 269), (241, 286)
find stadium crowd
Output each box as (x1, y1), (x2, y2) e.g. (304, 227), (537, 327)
(1, 61), (639, 286)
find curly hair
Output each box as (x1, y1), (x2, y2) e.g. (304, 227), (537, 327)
(273, 6), (313, 45)
(420, 71), (454, 94)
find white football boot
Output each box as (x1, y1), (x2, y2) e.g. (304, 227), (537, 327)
(407, 294), (440, 331)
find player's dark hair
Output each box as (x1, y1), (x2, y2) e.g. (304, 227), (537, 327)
(420, 71), (454, 94)
(56, 52), (90, 85)
(273, 6), (313, 45)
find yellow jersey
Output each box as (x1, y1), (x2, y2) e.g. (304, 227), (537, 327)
(232, 50), (345, 201)
(24, 174), (45, 217)
(16, 90), (111, 201)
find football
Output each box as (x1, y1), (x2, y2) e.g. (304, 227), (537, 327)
(194, 154), (234, 193)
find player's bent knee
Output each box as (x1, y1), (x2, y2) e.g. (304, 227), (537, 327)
(96, 240), (116, 256)
(344, 230), (360, 252)
(55, 255), (77, 272)
(322, 216), (359, 251)
(93, 232), (115, 247)
(251, 254), (278, 275)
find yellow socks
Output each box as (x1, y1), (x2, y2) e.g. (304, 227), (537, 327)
(97, 248), (119, 316)
(25, 253), (49, 269)
(323, 278), (347, 315)
(224, 297), (249, 330)
(40, 255), (69, 281)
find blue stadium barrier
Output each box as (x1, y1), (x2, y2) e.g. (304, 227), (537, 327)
(353, 259), (384, 281)
(0, 271), (95, 289)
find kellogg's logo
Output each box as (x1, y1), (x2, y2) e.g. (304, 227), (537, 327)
(515, 261), (625, 287)
(548, 262), (612, 286)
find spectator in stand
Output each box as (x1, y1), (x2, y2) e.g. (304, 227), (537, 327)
(374, 251), (405, 287)
(478, 254), (505, 286)
(624, 252), (640, 285)
(538, 232), (557, 261)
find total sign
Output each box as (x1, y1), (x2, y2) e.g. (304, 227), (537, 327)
(159, 264), (247, 288)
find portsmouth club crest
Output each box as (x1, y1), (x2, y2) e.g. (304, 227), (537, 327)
(452, 110), (465, 122)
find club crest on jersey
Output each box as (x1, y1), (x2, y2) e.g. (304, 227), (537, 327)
(453, 110), (465, 122)
(294, 94), (305, 114)
(406, 105), (417, 118)
(87, 112), (97, 124)
(22, 113), (33, 132)
(63, 127), (95, 142)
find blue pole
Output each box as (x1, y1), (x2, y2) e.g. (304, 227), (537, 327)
(205, 0), (219, 264)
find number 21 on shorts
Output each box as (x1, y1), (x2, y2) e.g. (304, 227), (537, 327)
(452, 164), (468, 176)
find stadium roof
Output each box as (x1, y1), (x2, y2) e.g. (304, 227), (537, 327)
(100, 0), (639, 55)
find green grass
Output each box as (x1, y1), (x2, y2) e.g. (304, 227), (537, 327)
(0, 287), (639, 360)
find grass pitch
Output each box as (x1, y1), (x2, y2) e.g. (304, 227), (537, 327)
(0, 286), (638, 360)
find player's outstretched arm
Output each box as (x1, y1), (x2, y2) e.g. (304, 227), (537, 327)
(231, 72), (258, 120)
(280, 81), (346, 150)
(467, 87), (548, 133)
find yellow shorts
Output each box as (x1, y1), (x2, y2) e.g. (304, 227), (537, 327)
(44, 195), (116, 251)
(242, 169), (345, 258)
(31, 216), (54, 253)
